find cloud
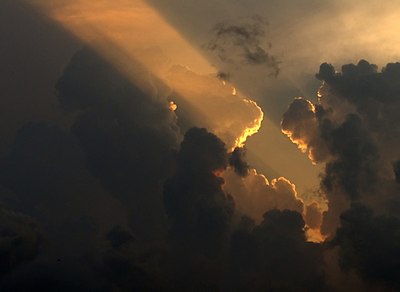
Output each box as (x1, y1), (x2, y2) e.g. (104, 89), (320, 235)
(321, 114), (379, 201)
(0, 47), (328, 290)
(393, 160), (400, 183)
(332, 203), (400, 290)
(223, 168), (304, 224)
(0, 38), (326, 290)
(0, 205), (41, 277)
(229, 210), (326, 291)
(6, 2), (400, 290)
(163, 127), (234, 257)
(281, 97), (329, 163)
(166, 65), (263, 150)
(206, 15), (280, 78)
(0, 121), (128, 234)
(282, 60), (400, 237)
(0, 47), (179, 287)
(281, 59), (400, 290)
(57, 48), (182, 239)
(305, 202), (324, 230)
(228, 147), (250, 177)
(102, 225), (162, 291)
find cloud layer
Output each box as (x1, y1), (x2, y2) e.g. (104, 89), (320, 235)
(282, 59), (400, 289)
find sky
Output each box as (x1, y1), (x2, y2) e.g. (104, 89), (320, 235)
(1, 0), (400, 290)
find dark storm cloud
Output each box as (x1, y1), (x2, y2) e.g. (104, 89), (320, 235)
(0, 122), (87, 213)
(281, 97), (329, 163)
(229, 210), (325, 291)
(161, 128), (327, 290)
(0, 121), (129, 290)
(393, 160), (400, 183)
(57, 48), (181, 239)
(0, 121), (127, 236)
(283, 59), (400, 289)
(206, 15), (280, 78)
(321, 114), (379, 201)
(282, 59), (400, 225)
(164, 127), (234, 257)
(0, 39), (330, 289)
(101, 226), (163, 291)
(333, 203), (400, 290)
(229, 147), (250, 177)
(0, 0), (80, 156)
(0, 1), (333, 284)
(106, 225), (135, 249)
(314, 60), (400, 208)
(0, 205), (41, 277)
(0, 0), (347, 289)
(0, 45), (181, 288)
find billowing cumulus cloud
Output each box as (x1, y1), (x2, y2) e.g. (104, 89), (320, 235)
(57, 48), (181, 239)
(0, 47), (180, 287)
(0, 40), (328, 289)
(166, 65), (263, 150)
(228, 209), (326, 291)
(229, 147), (250, 177)
(333, 203), (400, 289)
(223, 168), (304, 224)
(160, 127), (327, 290)
(0, 41), (276, 288)
(282, 59), (400, 290)
(281, 97), (329, 163)
(4, 0), (400, 290)
(282, 60), (400, 234)
(164, 127), (234, 257)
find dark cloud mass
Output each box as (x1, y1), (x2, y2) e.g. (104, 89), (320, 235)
(228, 210), (325, 291)
(0, 44), (182, 288)
(0, 206), (41, 277)
(282, 59), (400, 290)
(207, 15), (280, 78)
(333, 203), (400, 289)
(57, 48), (181, 240)
(164, 127), (234, 257)
(0, 43), (327, 290)
(7, 44), (400, 290)
(2, 2), (400, 288)
(394, 160), (400, 183)
(229, 147), (250, 177)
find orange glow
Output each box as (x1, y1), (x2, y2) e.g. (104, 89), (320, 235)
(234, 100), (263, 148)
(223, 167), (304, 223)
(306, 228), (327, 243)
(317, 82), (330, 100)
(281, 98), (317, 162)
(213, 168), (225, 178)
(168, 101), (178, 111)
(282, 126), (309, 153)
(232, 87), (237, 96)
(29, 0), (263, 150)
(30, 0), (214, 77)
(29, 1), (313, 234)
